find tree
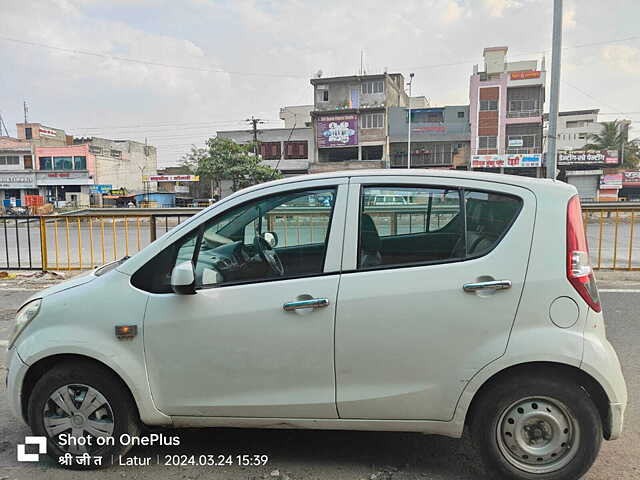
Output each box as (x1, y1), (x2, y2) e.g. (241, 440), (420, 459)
(585, 120), (639, 168)
(181, 138), (282, 198)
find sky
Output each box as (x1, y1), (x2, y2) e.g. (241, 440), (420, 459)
(1, 0), (639, 167)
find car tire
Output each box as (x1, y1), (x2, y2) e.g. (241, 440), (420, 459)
(471, 373), (602, 480)
(27, 360), (140, 469)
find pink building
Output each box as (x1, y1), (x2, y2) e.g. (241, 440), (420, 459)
(469, 46), (546, 177)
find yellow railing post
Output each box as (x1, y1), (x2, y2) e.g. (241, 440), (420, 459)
(100, 218), (106, 265)
(39, 217), (48, 271)
(613, 211), (620, 270)
(124, 217), (129, 256)
(89, 217), (95, 268)
(76, 217), (82, 270)
(597, 210), (604, 269)
(628, 211), (635, 270)
(112, 216), (117, 260)
(53, 219), (60, 270)
(65, 217), (71, 270)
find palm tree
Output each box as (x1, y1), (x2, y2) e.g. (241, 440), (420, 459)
(584, 120), (624, 151)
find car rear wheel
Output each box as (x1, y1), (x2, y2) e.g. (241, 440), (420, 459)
(27, 361), (140, 469)
(471, 373), (602, 480)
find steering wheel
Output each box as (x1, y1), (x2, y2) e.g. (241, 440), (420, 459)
(254, 235), (284, 276)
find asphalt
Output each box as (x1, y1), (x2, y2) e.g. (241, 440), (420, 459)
(0, 284), (638, 479)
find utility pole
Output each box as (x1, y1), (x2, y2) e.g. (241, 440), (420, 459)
(546, 0), (563, 179)
(0, 112), (9, 136)
(23, 100), (29, 124)
(246, 116), (263, 156)
(407, 73), (414, 169)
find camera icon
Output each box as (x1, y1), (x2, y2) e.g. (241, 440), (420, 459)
(17, 436), (47, 462)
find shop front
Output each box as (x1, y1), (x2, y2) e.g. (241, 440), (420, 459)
(0, 172), (37, 207)
(558, 150), (620, 202)
(36, 171), (94, 207)
(470, 153), (542, 177)
(619, 171), (640, 201)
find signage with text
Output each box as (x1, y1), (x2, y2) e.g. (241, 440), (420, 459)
(145, 175), (199, 182)
(38, 127), (57, 137)
(600, 174), (623, 189)
(316, 114), (358, 148)
(510, 71), (541, 80)
(90, 184), (113, 194)
(623, 171), (640, 186)
(558, 150), (619, 166)
(472, 154), (542, 168)
(0, 172), (36, 188)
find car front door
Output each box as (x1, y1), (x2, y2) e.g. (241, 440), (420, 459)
(335, 175), (535, 421)
(138, 180), (347, 418)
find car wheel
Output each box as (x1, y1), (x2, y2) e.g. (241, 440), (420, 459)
(27, 360), (140, 469)
(471, 373), (602, 480)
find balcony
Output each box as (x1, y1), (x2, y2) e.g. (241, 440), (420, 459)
(507, 109), (542, 119)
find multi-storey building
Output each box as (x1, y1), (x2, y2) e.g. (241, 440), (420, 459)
(3, 123), (158, 207)
(469, 46), (546, 177)
(309, 73), (409, 172)
(388, 105), (470, 169)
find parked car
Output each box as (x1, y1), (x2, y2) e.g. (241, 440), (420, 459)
(6, 170), (626, 479)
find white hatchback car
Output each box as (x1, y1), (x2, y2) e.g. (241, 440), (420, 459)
(6, 170), (627, 479)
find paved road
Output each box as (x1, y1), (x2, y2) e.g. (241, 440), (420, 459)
(0, 288), (638, 479)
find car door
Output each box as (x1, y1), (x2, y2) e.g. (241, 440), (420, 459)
(139, 180), (348, 418)
(335, 175), (535, 421)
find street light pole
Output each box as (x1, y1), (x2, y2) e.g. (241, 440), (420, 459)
(407, 73), (414, 169)
(546, 0), (563, 179)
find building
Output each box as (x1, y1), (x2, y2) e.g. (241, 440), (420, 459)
(469, 46), (546, 177)
(8, 123), (157, 207)
(217, 125), (314, 176)
(279, 105), (313, 129)
(309, 73), (410, 172)
(388, 105), (470, 169)
(0, 136), (37, 207)
(544, 109), (603, 151)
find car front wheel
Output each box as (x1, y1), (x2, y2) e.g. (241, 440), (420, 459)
(27, 361), (140, 469)
(471, 373), (602, 480)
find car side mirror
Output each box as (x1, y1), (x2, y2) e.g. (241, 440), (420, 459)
(171, 261), (196, 295)
(264, 231), (278, 248)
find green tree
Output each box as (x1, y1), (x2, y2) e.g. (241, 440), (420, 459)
(585, 120), (638, 168)
(181, 138), (282, 198)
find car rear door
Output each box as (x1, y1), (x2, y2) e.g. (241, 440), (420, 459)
(335, 175), (536, 421)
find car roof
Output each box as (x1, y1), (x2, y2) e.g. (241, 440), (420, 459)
(229, 168), (572, 201)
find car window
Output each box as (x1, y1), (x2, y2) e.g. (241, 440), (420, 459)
(464, 190), (522, 257)
(358, 186), (522, 269)
(359, 186), (463, 268)
(131, 187), (337, 293)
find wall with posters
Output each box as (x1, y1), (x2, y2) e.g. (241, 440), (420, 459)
(316, 114), (358, 148)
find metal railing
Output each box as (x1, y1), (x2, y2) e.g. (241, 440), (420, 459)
(507, 109), (542, 118)
(2, 204), (640, 272)
(582, 204), (640, 271)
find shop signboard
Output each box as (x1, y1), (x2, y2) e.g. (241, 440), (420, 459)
(36, 171), (94, 185)
(510, 71), (541, 80)
(38, 127), (57, 137)
(558, 150), (619, 166)
(316, 114), (358, 148)
(471, 154), (542, 168)
(600, 173), (623, 189)
(0, 172), (36, 189)
(145, 175), (199, 182)
(623, 171), (640, 186)
(90, 184), (113, 194)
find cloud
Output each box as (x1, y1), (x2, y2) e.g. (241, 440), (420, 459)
(483, 0), (521, 17)
(600, 45), (640, 75)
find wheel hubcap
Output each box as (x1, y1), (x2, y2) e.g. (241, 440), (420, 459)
(43, 384), (114, 454)
(497, 397), (580, 474)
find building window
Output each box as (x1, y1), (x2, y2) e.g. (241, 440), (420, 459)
(411, 110), (443, 123)
(578, 132), (587, 140)
(509, 99), (537, 112)
(284, 141), (308, 159)
(23, 155), (33, 169)
(89, 145), (102, 155)
(260, 142), (281, 160)
(361, 113), (385, 129)
(39, 157), (53, 170)
(507, 135), (537, 149)
(478, 136), (497, 149)
(566, 120), (594, 128)
(362, 80), (384, 94)
(74, 156), (87, 170)
(322, 90), (329, 102)
(54, 156), (73, 170)
(110, 149), (122, 159)
(0, 155), (19, 165)
(457, 111), (465, 118)
(479, 100), (498, 111)
(25, 127), (32, 140)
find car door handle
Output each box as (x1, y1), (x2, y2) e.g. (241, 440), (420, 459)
(283, 298), (330, 311)
(463, 280), (512, 292)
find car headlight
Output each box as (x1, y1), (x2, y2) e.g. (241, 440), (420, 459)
(8, 299), (41, 349)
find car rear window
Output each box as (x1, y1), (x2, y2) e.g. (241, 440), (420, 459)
(358, 186), (522, 269)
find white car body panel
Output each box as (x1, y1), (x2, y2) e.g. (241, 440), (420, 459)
(4, 169), (626, 442)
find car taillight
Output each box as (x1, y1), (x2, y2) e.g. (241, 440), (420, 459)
(566, 195), (601, 312)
